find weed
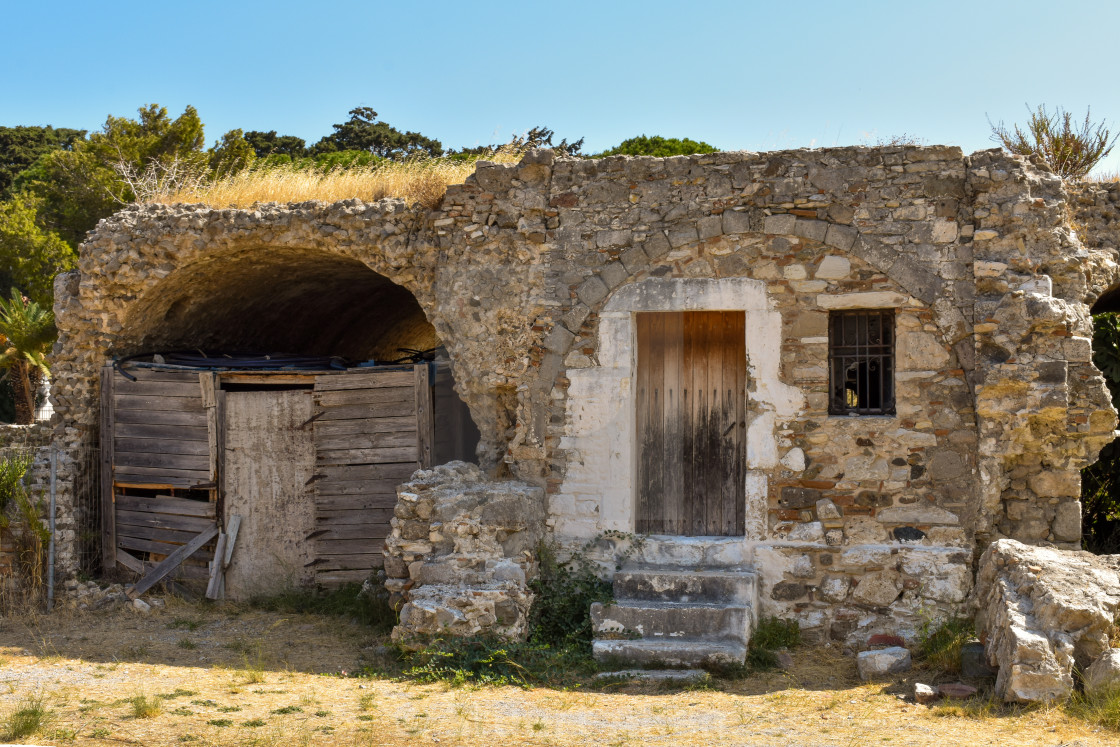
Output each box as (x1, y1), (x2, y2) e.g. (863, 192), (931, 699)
(50, 726), (78, 740)
(129, 694), (163, 719)
(178, 737), (199, 743)
(314, 710), (330, 717)
(358, 693), (375, 710)
(399, 635), (596, 687)
(242, 718), (267, 727)
(171, 707), (194, 716)
(191, 699), (218, 707)
(1067, 685), (1120, 730)
(177, 638), (198, 650)
(217, 705), (242, 713)
(4, 694), (50, 740)
(159, 689), (197, 699)
(532, 719), (545, 731)
(933, 694), (1000, 719)
(208, 718), (233, 727)
(119, 644), (150, 659)
(91, 727), (111, 738)
(169, 617), (202, 631)
(272, 705), (303, 714)
(917, 617), (973, 674)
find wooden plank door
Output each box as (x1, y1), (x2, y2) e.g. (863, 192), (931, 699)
(636, 311), (746, 536)
(309, 365), (432, 586)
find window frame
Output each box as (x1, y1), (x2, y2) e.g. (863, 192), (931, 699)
(827, 309), (896, 416)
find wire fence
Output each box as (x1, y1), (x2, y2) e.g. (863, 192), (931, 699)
(72, 443), (102, 577)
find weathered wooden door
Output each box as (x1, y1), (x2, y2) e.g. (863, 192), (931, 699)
(636, 311), (747, 536)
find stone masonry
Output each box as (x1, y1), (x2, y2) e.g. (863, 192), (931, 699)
(47, 145), (1120, 642)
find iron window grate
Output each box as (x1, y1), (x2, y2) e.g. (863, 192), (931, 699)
(828, 309), (895, 416)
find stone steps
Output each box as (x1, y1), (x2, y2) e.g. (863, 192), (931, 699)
(591, 600), (750, 640)
(592, 638), (748, 668)
(592, 565), (757, 669)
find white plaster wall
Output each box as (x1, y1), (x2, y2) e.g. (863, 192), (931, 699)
(550, 278), (803, 555)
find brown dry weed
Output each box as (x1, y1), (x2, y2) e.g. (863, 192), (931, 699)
(0, 601), (1116, 746)
(152, 150), (522, 211)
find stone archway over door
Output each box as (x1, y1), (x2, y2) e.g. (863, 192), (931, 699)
(635, 311), (747, 536)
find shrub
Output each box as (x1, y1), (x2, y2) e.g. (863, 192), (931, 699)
(989, 104), (1118, 179)
(4, 695), (50, 740)
(249, 581), (396, 634)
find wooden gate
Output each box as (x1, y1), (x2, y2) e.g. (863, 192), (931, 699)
(636, 311), (747, 536)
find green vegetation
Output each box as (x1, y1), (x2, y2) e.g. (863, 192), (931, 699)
(527, 541), (614, 650)
(3, 695), (50, 740)
(1083, 312), (1120, 553)
(129, 694), (163, 719)
(917, 617), (973, 674)
(249, 582), (396, 634)
(989, 104), (1117, 179)
(595, 135), (718, 158)
(0, 290), (56, 424)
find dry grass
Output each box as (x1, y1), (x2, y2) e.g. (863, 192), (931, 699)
(1, 603), (1118, 746)
(152, 150), (523, 210)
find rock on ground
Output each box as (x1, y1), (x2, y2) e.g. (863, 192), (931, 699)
(857, 646), (911, 680)
(975, 539), (1120, 702)
(1085, 649), (1120, 696)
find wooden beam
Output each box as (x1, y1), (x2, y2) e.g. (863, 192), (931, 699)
(100, 366), (116, 572)
(415, 363), (433, 469)
(205, 532), (228, 599)
(127, 524), (218, 598)
(200, 372), (220, 485)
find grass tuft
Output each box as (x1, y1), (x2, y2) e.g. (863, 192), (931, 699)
(4, 694), (50, 740)
(129, 694), (163, 719)
(917, 617), (973, 674)
(249, 583), (396, 635)
(1067, 685), (1120, 730)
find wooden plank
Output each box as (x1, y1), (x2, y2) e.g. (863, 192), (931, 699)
(315, 416), (416, 437)
(114, 423), (210, 441)
(315, 538), (385, 555)
(206, 532), (228, 599)
(313, 370), (415, 391)
(307, 554), (382, 571)
(200, 372), (220, 484)
(117, 535), (216, 563)
(314, 463), (418, 481)
(315, 508), (395, 526)
(315, 386), (415, 408)
(116, 509), (216, 533)
(118, 523), (215, 545)
(114, 451), (211, 471)
(115, 438), (209, 456)
(128, 524), (219, 597)
(114, 409), (208, 427)
(311, 523), (390, 540)
(115, 493), (215, 518)
(316, 569), (375, 585)
(100, 366), (116, 571)
(112, 464), (211, 480)
(220, 373), (316, 385)
(315, 446), (418, 466)
(722, 312), (746, 536)
(116, 369), (203, 384)
(216, 515), (241, 600)
(113, 394), (205, 412)
(314, 430), (418, 451)
(315, 479), (408, 496)
(114, 380), (205, 397)
(315, 495), (397, 511)
(663, 311), (684, 535)
(415, 363), (434, 469)
(316, 401), (415, 421)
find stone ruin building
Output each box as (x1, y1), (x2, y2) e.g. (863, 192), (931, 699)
(40, 144), (1120, 680)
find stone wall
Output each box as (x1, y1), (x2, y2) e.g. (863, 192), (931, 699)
(47, 146), (1120, 639)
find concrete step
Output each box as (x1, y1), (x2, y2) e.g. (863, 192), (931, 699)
(613, 566), (756, 605)
(592, 638), (747, 667)
(591, 601), (751, 641)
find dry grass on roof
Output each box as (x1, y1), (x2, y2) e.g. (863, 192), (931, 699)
(151, 149), (524, 211)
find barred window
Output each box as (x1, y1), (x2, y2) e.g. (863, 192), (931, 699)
(828, 309), (895, 416)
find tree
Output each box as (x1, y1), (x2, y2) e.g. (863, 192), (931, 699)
(0, 290), (55, 425)
(244, 130), (308, 159)
(311, 107), (443, 159)
(0, 194), (76, 306)
(989, 105), (1118, 180)
(595, 135), (718, 158)
(0, 125), (85, 197)
(208, 129), (256, 176)
(15, 104), (209, 245)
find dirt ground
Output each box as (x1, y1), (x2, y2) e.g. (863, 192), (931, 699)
(0, 599), (1114, 747)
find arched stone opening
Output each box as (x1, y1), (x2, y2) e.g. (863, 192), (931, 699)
(117, 246), (439, 362)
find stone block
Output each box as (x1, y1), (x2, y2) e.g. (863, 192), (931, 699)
(763, 213), (796, 235)
(722, 209), (752, 235)
(1052, 501), (1082, 542)
(575, 275), (609, 307)
(857, 647), (911, 680)
(852, 570), (903, 607)
(1085, 649), (1120, 696)
(815, 255), (851, 280)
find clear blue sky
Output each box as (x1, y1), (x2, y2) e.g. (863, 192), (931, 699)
(4, 0), (1120, 174)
